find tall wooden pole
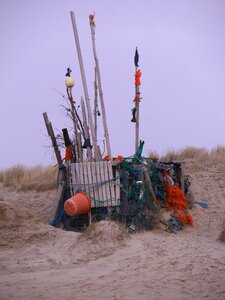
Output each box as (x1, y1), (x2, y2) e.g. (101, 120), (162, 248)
(70, 11), (100, 160)
(94, 66), (98, 142)
(89, 15), (112, 159)
(135, 68), (140, 152)
(133, 48), (141, 152)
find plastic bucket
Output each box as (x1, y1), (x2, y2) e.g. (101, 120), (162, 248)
(64, 192), (91, 216)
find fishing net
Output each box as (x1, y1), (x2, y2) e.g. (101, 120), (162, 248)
(165, 180), (193, 226)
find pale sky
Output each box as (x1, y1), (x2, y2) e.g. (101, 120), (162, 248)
(1, 0), (225, 168)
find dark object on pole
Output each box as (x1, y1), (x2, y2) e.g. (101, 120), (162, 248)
(62, 128), (71, 147)
(131, 108), (137, 122)
(134, 47), (139, 67)
(65, 67), (72, 77)
(82, 138), (92, 149)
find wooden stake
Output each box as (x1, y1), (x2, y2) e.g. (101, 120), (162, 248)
(70, 11), (100, 161)
(89, 15), (112, 159)
(43, 112), (62, 165)
(94, 66), (98, 142)
(81, 96), (92, 161)
(77, 132), (83, 162)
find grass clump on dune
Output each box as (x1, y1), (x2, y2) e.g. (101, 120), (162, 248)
(159, 145), (225, 165)
(0, 165), (57, 192)
(160, 147), (209, 162)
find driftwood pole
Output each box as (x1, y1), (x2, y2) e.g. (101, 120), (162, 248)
(133, 48), (141, 152)
(43, 112), (62, 165)
(70, 11), (100, 160)
(89, 14), (112, 159)
(135, 84), (140, 152)
(94, 66), (98, 142)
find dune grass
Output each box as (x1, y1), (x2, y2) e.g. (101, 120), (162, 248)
(148, 145), (225, 165)
(1, 145), (225, 192)
(0, 165), (57, 192)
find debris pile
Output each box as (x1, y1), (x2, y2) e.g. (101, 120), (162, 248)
(43, 11), (193, 233)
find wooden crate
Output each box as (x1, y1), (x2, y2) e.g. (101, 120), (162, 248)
(70, 161), (120, 208)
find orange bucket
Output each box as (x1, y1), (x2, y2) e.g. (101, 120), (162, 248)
(64, 192), (91, 216)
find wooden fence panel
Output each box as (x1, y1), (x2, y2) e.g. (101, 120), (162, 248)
(71, 161), (120, 207)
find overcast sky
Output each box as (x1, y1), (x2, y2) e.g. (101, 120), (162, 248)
(1, 0), (225, 168)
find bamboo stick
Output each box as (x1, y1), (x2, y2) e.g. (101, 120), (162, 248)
(70, 11), (100, 161)
(89, 15), (112, 159)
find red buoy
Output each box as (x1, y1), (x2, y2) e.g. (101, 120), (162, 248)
(64, 192), (91, 216)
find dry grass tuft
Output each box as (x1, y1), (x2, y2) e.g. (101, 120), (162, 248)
(148, 150), (160, 162)
(160, 147), (209, 166)
(178, 147), (209, 161)
(160, 149), (179, 162)
(0, 165), (57, 192)
(210, 145), (225, 164)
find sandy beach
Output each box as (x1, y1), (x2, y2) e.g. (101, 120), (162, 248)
(1, 158), (225, 300)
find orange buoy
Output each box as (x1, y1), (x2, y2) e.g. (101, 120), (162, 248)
(64, 192), (91, 216)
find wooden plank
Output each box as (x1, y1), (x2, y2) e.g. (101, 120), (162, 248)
(87, 161), (94, 204)
(106, 161), (113, 206)
(99, 161), (107, 207)
(77, 162), (84, 192)
(103, 161), (111, 206)
(91, 162), (99, 207)
(69, 163), (75, 195)
(71, 163), (77, 194)
(106, 161), (114, 206)
(96, 161), (103, 207)
(79, 163), (89, 195)
(71, 162), (80, 193)
(107, 161), (116, 206)
(115, 168), (120, 206)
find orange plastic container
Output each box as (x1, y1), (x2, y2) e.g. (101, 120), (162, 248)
(64, 192), (91, 216)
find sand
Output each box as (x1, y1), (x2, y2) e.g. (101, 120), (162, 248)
(0, 160), (225, 300)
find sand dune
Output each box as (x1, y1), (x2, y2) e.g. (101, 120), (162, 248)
(0, 158), (225, 300)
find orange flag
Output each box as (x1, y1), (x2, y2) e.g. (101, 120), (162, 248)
(135, 69), (142, 85)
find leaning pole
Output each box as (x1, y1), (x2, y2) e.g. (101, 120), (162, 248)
(70, 11), (100, 160)
(89, 14), (112, 159)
